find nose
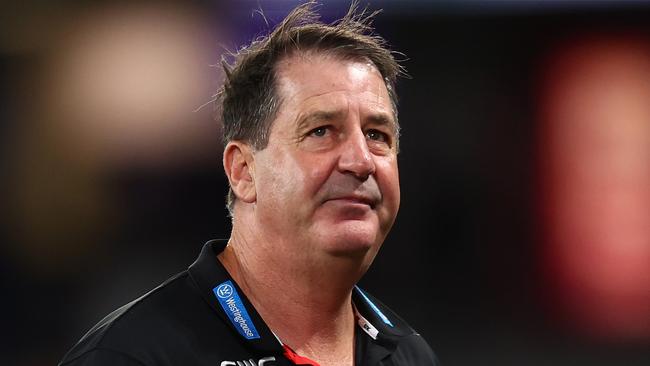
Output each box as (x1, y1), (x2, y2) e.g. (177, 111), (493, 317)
(337, 129), (376, 180)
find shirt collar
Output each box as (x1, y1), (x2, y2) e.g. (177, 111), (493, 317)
(188, 239), (283, 353)
(187, 239), (415, 357)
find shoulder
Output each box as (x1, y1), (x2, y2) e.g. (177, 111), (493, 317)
(353, 287), (441, 365)
(59, 348), (147, 366)
(392, 333), (441, 365)
(374, 294), (440, 364)
(59, 271), (204, 365)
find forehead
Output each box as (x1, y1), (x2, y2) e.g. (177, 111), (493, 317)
(273, 52), (394, 119)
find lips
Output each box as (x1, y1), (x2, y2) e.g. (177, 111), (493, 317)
(325, 194), (379, 209)
(325, 189), (381, 209)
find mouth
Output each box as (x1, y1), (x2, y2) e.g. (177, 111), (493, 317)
(326, 195), (377, 209)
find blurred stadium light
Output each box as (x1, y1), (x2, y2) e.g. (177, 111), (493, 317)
(537, 32), (650, 341)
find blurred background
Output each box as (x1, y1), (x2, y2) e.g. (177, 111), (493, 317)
(1, 0), (648, 365)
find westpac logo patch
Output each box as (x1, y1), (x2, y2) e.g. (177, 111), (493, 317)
(220, 357), (276, 366)
(213, 280), (260, 339)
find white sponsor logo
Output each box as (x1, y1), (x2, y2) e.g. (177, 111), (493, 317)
(356, 312), (379, 340)
(220, 356), (276, 366)
(216, 283), (234, 299)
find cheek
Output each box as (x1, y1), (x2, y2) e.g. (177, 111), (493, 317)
(283, 147), (337, 194)
(258, 149), (331, 200)
(253, 151), (289, 203)
(377, 159), (400, 208)
(306, 159), (334, 192)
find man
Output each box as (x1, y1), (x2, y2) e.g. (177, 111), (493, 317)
(59, 2), (438, 365)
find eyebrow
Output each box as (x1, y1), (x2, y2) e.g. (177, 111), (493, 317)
(296, 110), (345, 132)
(296, 110), (397, 132)
(366, 112), (397, 132)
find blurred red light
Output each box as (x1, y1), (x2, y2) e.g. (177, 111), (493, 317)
(538, 33), (650, 341)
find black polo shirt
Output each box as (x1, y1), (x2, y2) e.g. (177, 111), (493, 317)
(59, 240), (439, 365)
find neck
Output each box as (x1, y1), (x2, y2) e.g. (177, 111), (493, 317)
(219, 218), (359, 365)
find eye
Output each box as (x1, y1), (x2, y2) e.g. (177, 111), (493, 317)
(309, 126), (329, 137)
(366, 129), (388, 143)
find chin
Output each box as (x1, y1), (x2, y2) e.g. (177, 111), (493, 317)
(318, 221), (382, 257)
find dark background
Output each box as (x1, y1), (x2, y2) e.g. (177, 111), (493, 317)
(1, 1), (648, 365)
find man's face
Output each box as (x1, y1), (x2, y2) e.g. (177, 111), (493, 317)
(251, 53), (400, 267)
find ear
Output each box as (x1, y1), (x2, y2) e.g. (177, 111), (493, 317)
(223, 141), (256, 204)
